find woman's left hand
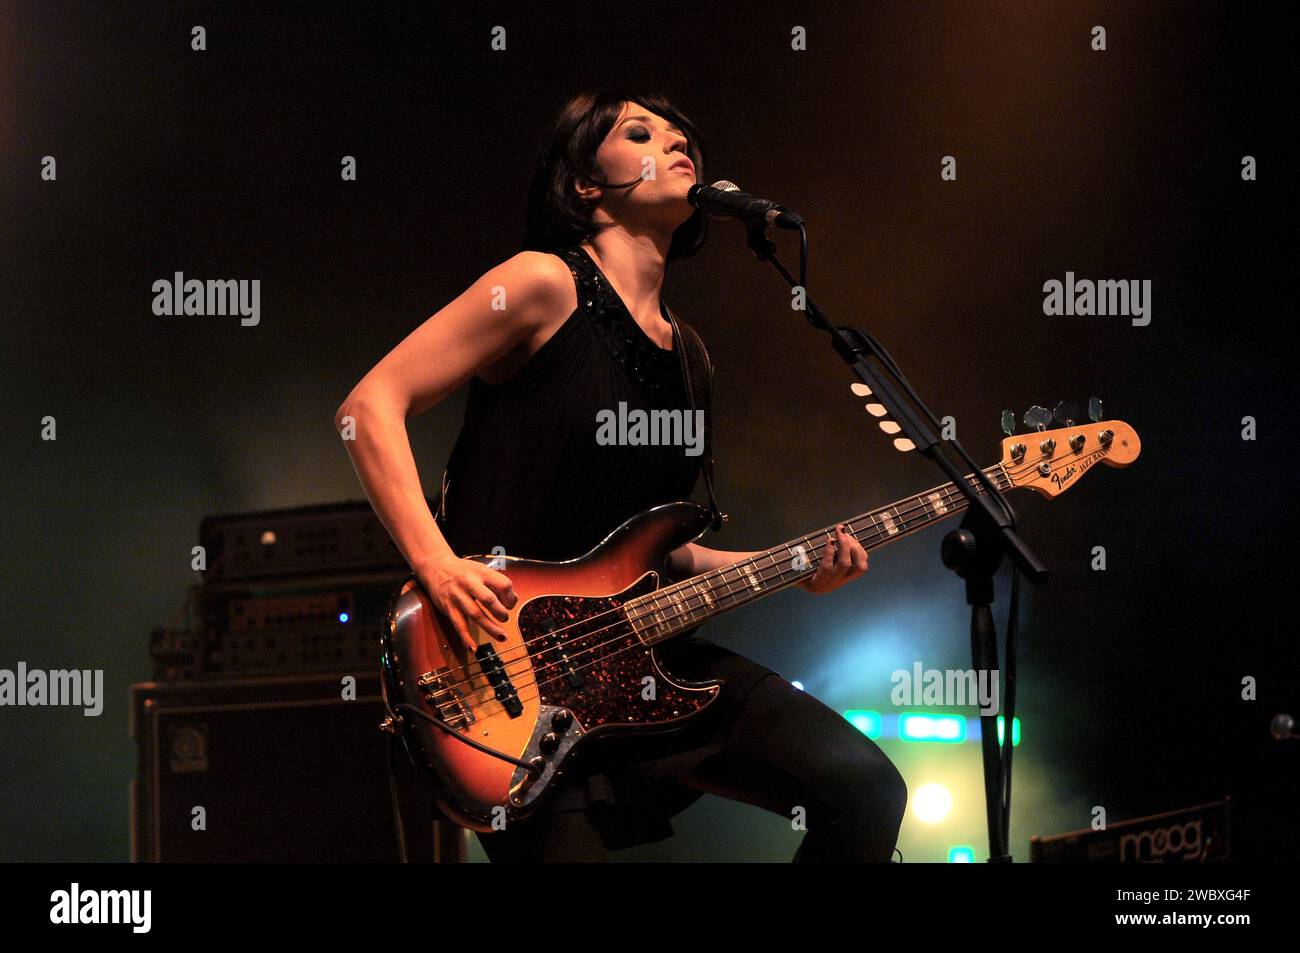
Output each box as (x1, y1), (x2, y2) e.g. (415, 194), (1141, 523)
(797, 523), (869, 594)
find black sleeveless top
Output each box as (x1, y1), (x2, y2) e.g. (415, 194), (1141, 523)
(435, 245), (705, 562)
(433, 245), (737, 849)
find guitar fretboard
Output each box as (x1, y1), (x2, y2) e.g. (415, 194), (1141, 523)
(624, 463), (1012, 645)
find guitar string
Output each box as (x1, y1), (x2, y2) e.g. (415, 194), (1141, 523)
(424, 446), (1076, 712)
(431, 463), (1019, 719)
(435, 500), (977, 726)
(452, 459), (1014, 674)
(418, 444), (1103, 715)
(425, 492), (1066, 726)
(423, 460), (1013, 704)
(424, 445), (1084, 710)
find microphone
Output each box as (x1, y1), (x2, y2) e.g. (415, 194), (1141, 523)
(688, 180), (805, 230)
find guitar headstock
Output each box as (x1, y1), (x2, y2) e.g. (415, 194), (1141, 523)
(1000, 415), (1141, 497)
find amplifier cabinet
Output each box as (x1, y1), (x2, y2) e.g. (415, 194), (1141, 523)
(129, 671), (456, 862)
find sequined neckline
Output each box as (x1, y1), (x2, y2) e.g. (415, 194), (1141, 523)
(558, 246), (684, 397)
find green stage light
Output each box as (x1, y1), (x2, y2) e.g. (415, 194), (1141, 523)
(843, 709), (881, 739)
(996, 716), (1021, 747)
(948, 845), (976, 863)
(899, 712), (966, 743)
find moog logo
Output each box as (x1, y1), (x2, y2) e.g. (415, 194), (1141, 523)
(1120, 819), (1203, 862)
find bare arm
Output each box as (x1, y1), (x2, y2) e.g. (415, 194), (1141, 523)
(668, 525), (869, 594)
(333, 251), (573, 648)
(667, 542), (761, 577)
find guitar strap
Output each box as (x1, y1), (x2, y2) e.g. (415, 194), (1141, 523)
(665, 302), (728, 533)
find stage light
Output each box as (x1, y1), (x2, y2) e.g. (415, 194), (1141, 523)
(913, 783), (953, 823)
(968, 716), (1021, 746)
(996, 716), (1020, 747)
(843, 709), (881, 739)
(899, 712), (966, 743)
(338, 611), (350, 624)
(948, 845), (976, 863)
(790, 680), (804, 691)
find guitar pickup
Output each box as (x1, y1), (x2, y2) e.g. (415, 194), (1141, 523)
(416, 668), (475, 730)
(537, 629), (585, 690)
(475, 644), (524, 717)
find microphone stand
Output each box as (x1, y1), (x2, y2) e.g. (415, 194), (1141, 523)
(742, 222), (1048, 863)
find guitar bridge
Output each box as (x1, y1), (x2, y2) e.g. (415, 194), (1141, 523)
(416, 668), (475, 730)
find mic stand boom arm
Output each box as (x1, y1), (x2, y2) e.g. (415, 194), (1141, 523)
(744, 222), (1048, 863)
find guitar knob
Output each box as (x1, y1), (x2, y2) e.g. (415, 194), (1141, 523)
(1010, 443), (1026, 461)
(1040, 438), (1057, 456)
(1098, 429), (1114, 446)
(551, 709), (573, 731)
(539, 732), (560, 753)
(1069, 434), (1086, 452)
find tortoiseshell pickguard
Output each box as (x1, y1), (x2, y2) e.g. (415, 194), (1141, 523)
(517, 573), (718, 733)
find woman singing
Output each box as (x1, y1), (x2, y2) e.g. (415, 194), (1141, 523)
(335, 87), (907, 862)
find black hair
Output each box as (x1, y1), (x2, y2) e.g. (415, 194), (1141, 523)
(522, 87), (708, 261)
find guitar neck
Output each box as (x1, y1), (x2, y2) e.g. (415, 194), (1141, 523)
(626, 462), (1013, 646)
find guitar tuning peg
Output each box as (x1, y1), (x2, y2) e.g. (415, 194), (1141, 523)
(1087, 396), (1103, 422)
(1000, 409), (1016, 436)
(1023, 405), (1053, 432)
(1052, 400), (1079, 427)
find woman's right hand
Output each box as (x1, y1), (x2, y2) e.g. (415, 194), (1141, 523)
(417, 553), (518, 654)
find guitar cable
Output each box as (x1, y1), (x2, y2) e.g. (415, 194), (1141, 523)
(386, 730), (410, 863)
(389, 702), (541, 772)
(385, 702), (547, 855)
(382, 682), (545, 863)
(384, 703), (541, 863)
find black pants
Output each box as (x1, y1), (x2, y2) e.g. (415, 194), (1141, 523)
(473, 660), (909, 862)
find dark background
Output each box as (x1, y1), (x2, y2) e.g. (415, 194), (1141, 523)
(1, 0), (1293, 862)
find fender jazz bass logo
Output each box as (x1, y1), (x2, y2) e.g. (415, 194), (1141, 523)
(1051, 465), (1078, 489)
(1049, 452), (1102, 490)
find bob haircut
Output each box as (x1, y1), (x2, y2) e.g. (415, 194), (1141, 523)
(523, 87), (708, 262)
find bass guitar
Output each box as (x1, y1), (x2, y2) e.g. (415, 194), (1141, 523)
(379, 415), (1140, 830)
